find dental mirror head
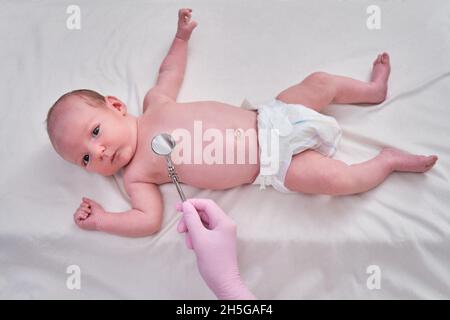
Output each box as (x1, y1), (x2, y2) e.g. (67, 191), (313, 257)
(150, 133), (187, 202)
(151, 133), (176, 156)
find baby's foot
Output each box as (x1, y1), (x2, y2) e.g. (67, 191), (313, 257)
(369, 52), (391, 103)
(381, 148), (438, 173)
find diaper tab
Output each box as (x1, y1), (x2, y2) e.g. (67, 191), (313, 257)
(253, 175), (273, 190)
(259, 176), (273, 190)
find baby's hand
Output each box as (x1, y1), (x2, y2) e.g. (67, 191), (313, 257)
(176, 8), (198, 41)
(73, 197), (105, 231)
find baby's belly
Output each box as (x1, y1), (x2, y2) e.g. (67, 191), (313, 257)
(179, 162), (260, 190)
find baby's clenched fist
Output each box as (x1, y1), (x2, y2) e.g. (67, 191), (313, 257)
(176, 8), (198, 41)
(73, 197), (105, 231)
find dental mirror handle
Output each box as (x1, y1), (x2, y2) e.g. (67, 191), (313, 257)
(172, 176), (187, 202)
(166, 157), (186, 202)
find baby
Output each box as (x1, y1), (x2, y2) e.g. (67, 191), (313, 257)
(46, 9), (438, 237)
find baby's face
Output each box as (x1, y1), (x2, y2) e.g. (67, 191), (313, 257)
(52, 96), (137, 176)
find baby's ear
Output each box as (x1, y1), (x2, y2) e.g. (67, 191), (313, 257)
(105, 95), (127, 115)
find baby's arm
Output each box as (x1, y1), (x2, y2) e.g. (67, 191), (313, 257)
(74, 182), (163, 237)
(144, 8), (197, 105)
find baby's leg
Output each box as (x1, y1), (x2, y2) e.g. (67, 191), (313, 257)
(284, 148), (438, 196)
(276, 53), (391, 113)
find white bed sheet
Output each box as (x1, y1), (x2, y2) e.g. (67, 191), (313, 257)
(1, 0), (449, 299)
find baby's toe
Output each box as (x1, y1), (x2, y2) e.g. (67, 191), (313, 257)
(373, 54), (381, 65)
(420, 155), (437, 171)
(427, 155), (438, 166)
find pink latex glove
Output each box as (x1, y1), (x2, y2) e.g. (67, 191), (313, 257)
(176, 199), (256, 300)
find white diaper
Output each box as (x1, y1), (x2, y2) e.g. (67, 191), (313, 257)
(246, 99), (342, 193)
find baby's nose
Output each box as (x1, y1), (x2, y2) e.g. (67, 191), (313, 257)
(92, 144), (106, 160)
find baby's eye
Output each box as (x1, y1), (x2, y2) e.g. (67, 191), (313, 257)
(92, 125), (100, 137)
(82, 154), (90, 166)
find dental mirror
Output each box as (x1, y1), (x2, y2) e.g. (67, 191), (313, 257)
(151, 133), (186, 202)
(151, 133), (176, 157)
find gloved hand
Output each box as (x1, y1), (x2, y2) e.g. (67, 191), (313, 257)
(176, 199), (255, 300)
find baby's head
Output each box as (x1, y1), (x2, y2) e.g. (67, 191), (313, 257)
(46, 89), (138, 176)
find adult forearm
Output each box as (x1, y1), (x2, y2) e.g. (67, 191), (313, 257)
(97, 209), (159, 237)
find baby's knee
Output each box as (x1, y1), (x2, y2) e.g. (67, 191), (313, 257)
(302, 72), (337, 99)
(304, 71), (332, 86)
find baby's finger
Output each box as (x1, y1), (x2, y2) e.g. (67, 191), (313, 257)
(76, 210), (86, 218)
(81, 203), (90, 210)
(82, 198), (92, 208)
(81, 207), (90, 214)
(80, 213), (88, 220)
(74, 213), (83, 224)
(82, 197), (92, 204)
(179, 8), (188, 18)
(180, 9), (192, 20)
(87, 198), (101, 209)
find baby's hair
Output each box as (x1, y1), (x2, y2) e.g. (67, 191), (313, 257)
(46, 89), (105, 137)
(45, 89), (107, 155)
